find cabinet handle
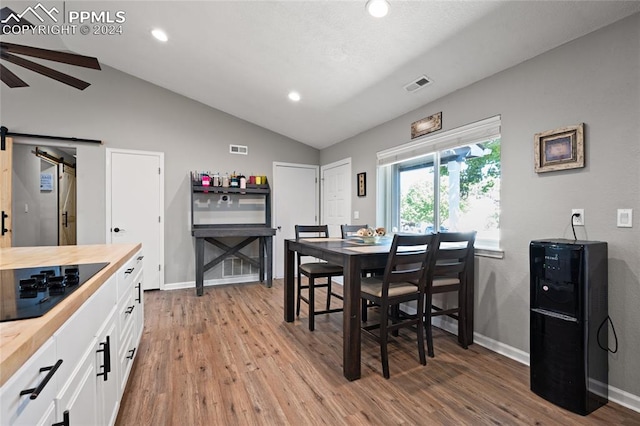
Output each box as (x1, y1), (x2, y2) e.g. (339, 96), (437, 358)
(52, 410), (70, 426)
(2, 210), (9, 235)
(96, 336), (111, 381)
(135, 282), (142, 303)
(125, 267), (134, 275)
(137, 255), (144, 261)
(125, 305), (134, 315)
(19, 359), (63, 399)
(126, 348), (137, 360)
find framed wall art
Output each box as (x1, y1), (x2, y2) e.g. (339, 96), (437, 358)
(411, 112), (442, 139)
(534, 123), (584, 173)
(357, 172), (366, 197)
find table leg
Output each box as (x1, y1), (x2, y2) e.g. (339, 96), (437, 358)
(343, 255), (361, 381)
(284, 240), (295, 322)
(259, 237), (265, 282)
(266, 236), (273, 288)
(195, 237), (204, 296)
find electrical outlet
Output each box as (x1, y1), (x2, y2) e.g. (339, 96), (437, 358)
(572, 209), (584, 226)
(617, 209), (632, 228)
(354, 211), (359, 219)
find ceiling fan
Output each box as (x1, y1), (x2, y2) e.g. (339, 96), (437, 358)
(0, 7), (101, 90)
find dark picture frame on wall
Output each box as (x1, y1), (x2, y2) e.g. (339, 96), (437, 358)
(357, 172), (366, 197)
(534, 123), (584, 173)
(411, 111), (442, 139)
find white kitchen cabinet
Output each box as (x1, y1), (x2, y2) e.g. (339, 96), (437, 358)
(54, 343), (98, 426)
(95, 310), (119, 426)
(0, 339), (59, 426)
(0, 248), (144, 426)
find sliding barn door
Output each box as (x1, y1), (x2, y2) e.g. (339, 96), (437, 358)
(59, 163), (77, 245)
(0, 137), (12, 248)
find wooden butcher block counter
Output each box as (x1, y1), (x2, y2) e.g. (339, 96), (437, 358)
(0, 243), (141, 387)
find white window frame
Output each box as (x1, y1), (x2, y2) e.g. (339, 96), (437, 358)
(376, 116), (503, 257)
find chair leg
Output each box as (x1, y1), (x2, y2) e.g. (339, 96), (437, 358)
(380, 303), (390, 379)
(425, 294), (434, 358)
(308, 277), (315, 331)
(459, 304), (468, 350)
(390, 305), (400, 337)
(416, 296), (426, 366)
(361, 299), (368, 322)
(296, 273), (302, 317)
(326, 279), (332, 311)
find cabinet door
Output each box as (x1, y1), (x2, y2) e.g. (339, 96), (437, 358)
(0, 339), (59, 426)
(95, 310), (119, 426)
(55, 342), (97, 426)
(133, 270), (144, 344)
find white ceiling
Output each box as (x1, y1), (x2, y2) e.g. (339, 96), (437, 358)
(3, 1), (640, 149)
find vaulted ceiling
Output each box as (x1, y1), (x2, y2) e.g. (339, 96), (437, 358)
(3, 1), (640, 149)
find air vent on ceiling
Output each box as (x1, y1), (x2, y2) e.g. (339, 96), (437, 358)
(404, 75), (432, 93)
(229, 144), (248, 155)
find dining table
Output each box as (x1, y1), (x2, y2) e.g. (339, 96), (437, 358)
(283, 236), (475, 381)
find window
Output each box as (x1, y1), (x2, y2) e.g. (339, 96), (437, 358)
(377, 116), (501, 251)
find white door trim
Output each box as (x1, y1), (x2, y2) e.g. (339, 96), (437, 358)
(320, 157), (352, 226)
(105, 148), (165, 289)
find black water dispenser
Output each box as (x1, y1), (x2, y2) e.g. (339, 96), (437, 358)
(529, 239), (608, 415)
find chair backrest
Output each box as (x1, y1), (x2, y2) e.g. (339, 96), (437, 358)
(295, 224), (330, 239)
(295, 225), (330, 265)
(381, 233), (439, 294)
(432, 231), (476, 280)
(340, 224), (369, 238)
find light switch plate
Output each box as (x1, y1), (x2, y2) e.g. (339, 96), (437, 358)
(617, 209), (633, 228)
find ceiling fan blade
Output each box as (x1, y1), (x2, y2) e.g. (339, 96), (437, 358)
(0, 63), (29, 87)
(0, 7), (34, 28)
(0, 42), (101, 70)
(1, 51), (91, 90)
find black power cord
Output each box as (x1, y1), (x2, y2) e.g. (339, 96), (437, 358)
(597, 315), (619, 353)
(571, 213), (580, 241)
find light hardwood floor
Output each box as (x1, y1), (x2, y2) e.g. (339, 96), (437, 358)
(116, 280), (640, 425)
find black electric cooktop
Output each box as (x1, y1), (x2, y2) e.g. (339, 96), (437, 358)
(0, 262), (109, 322)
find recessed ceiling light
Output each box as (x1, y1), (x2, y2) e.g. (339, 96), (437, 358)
(288, 91), (301, 102)
(366, 0), (389, 18)
(151, 29), (168, 42)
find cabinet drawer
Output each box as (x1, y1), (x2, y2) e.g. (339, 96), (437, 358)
(54, 276), (116, 388)
(117, 251), (143, 300)
(0, 339), (59, 426)
(118, 292), (135, 345)
(117, 331), (136, 396)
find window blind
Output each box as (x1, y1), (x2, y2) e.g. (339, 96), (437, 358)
(377, 115), (501, 166)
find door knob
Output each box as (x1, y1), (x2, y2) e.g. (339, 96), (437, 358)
(277, 226), (282, 231)
(113, 227), (125, 233)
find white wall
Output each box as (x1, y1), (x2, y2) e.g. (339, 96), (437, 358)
(321, 13), (640, 401)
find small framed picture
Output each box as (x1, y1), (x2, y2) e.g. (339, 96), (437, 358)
(411, 112), (442, 139)
(534, 123), (584, 173)
(357, 172), (366, 197)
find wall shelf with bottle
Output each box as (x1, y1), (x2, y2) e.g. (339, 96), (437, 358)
(188, 171), (275, 295)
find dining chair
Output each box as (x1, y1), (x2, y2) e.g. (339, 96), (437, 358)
(425, 231), (476, 357)
(340, 224), (384, 322)
(295, 225), (344, 331)
(360, 233), (438, 378)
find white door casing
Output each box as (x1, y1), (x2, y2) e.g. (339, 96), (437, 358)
(273, 162), (319, 278)
(106, 149), (164, 290)
(321, 158), (351, 238)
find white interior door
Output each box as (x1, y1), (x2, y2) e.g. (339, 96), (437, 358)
(107, 149), (164, 290)
(321, 158), (351, 237)
(273, 163), (319, 278)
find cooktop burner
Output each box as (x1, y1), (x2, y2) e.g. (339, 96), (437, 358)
(1, 262), (109, 322)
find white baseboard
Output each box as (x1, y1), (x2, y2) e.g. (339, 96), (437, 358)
(164, 274), (260, 291)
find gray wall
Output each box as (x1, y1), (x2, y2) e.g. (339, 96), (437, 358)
(1, 64), (319, 284)
(321, 14), (640, 397)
